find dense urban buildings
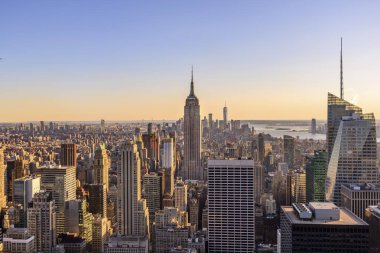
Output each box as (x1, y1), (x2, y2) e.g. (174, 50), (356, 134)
(0, 60), (378, 252)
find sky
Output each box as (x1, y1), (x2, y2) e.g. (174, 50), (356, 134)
(1, 1), (380, 122)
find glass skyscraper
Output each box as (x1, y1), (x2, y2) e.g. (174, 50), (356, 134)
(325, 93), (378, 205)
(306, 150), (327, 202)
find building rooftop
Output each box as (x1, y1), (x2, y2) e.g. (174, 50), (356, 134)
(282, 204), (367, 226)
(342, 183), (380, 191)
(208, 159), (254, 167)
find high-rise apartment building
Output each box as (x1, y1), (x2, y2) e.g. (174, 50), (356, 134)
(280, 202), (369, 253)
(93, 144), (110, 191)
(60, 143), (77, 168)
(38, 165), (76, 235)
(305, 150), (327, 202)
(117, 141), (149, 237)
(183, 70), (202, 180)
(325, 93), (378, 205)
(208, 160), (255, 253)
(27, 191), (57, 253)
(283, 135), (295, 169)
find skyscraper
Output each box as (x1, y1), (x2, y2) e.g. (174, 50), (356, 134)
(38, 165), (76, 235)
(65, 199), (93, 247)
(61, 143), (77, 168)
(93, 144), (110, 191)
(325, 94), (378, 204)
(13, 176), (41, 226)
(27, 191), (57, 253)
(88, 183), (107, 218)
(183, 69), (202, 180)
(117, 141), (149, 237)
(283, 135), (295, 169)
(223, 102), (228, 128)
(305, 150), (327, 202)
(0, 147), (7, 209)
(92, 214), (108, 253)
(143, 172), (163, 222)
(208, 160), (255, 253)
(258, 133), (265, 164)
(311, 118), (317, 134)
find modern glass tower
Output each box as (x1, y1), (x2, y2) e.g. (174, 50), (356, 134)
(306, 150), (327, 202)
(325, 93), (378, 205)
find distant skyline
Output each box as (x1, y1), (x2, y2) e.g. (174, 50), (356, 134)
(1, 1), (380, 122)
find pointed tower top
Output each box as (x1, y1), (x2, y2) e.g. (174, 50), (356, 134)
(190, 66), (194, 96)
(340, 37), (344, 100)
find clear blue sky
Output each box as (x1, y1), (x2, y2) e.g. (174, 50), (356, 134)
(1, 1), (380, 121)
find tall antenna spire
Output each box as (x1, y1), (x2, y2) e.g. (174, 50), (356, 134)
(340, 37), (344, 99)
(190, 66), (194, 96)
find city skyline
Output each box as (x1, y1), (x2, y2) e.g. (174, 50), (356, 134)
(1, 1), (380, 121)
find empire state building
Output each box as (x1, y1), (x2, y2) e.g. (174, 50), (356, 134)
(183, 69), (202, 180)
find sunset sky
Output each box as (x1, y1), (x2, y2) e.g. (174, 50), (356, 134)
(1, 1), (380, 122)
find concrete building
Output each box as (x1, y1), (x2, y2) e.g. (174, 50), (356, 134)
(174, 178), (187, 212)
(189, 198), (199, 229)
(104, 235), (148, 253)
(13, 175), (41, 226)
(64, 199), (93, 246)
(38, 165), (76, 235)
(183, 70), (202, 180)
(92, 214), (108, 253)
(341, 183), (380, 219)
(280, 202), (369, 253)
(207, 160), (255, 253)
(154, 207), (191, 253)
(58, 234), (87, 253)
(27, 191), (56, 253)
(117, 141), (149, 237)
(3, 227), (35, 253)
(93, 144), (110, 191)
(143, 172), (163, 222)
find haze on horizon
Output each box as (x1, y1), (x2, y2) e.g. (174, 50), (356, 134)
(1, 1), (380, 122)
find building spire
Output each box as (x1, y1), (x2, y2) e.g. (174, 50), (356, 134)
(190, 66), (194, 96)
(340, 37), (344, 99)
